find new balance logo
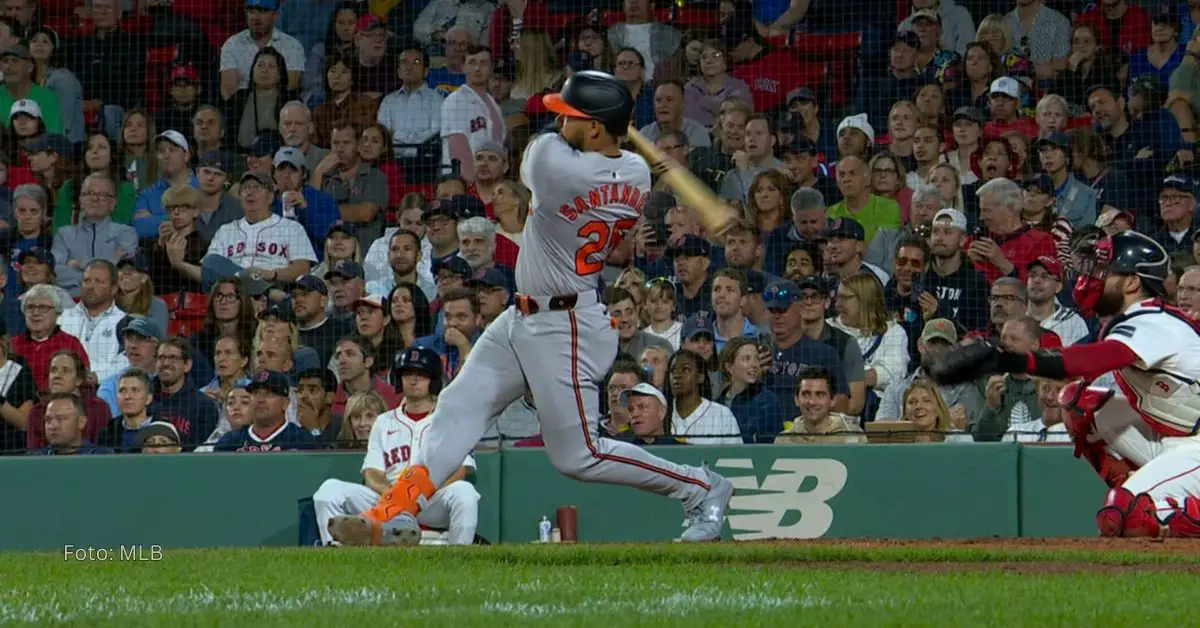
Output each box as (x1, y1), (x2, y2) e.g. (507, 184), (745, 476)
(714, 458), (848, 540)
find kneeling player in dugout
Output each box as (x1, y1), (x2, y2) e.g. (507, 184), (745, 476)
(313, 347), (480, 545)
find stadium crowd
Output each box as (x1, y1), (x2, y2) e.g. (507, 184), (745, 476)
(0, 0), (1196, 456)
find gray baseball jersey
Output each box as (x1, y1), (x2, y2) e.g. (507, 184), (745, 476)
(516, 133), (652, 296)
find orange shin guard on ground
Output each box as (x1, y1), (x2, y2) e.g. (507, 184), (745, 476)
(366, 465), (438, 523)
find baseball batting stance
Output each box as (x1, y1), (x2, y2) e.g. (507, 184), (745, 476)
(314, 347), (480, 545)
(930, 231), (1200, 538)
(328, 71), (733, 546)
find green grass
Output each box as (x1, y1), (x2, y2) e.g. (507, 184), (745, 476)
(4, 543), (1200, 626)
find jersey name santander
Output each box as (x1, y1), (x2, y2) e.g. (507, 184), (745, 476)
(516, 133), (651, 296)
(1103, 299), (1200, 436)
(363, 403), (476, 483)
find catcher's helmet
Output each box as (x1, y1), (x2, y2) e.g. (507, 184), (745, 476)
(391, 346), (444, 395)
(542, 70), (634, 137)
(1073, 230), (1170, 316)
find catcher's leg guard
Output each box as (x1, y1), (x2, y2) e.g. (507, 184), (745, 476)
(1096, 487), (1163, 538)
(1165, 497), (1200, 538)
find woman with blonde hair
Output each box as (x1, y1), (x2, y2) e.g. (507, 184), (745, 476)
(902, 379), (953, 443)
(614, 267), (648, 310)
(642, 278), (681, 350)
(830, 273), (909, 419)
(337, 390), (388, 449)
(512, 30), (568, 101)
(712, 99), (751, 152)
(746, 170), (792, 235)
(312, 223), (363, 285)
(115, 255), (169, 334)
(492, 179), (530, 247)
(975, 14), (1032, 79)
(926, 163), (967, 213)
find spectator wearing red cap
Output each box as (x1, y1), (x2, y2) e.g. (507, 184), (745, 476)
(967, 177), (1057, 283)
(1024, 256), (1088, 346)
(349, 15), (396, 98)
(156, 64), (205, 142)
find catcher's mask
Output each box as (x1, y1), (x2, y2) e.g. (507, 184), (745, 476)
(1071, 236), (1113, 318)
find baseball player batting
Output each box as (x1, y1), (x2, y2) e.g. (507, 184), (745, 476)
(930, 231), (1200, 538)
(313, 347), (480, 545)
(328, 71), (733, 546)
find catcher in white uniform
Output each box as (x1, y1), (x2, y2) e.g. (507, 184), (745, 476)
(328, 71), (733, 546)
(313, 346), (479, 545)
(932, 231), (1200, 538)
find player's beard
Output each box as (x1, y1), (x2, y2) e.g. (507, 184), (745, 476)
(1093, 283), (1125, 317)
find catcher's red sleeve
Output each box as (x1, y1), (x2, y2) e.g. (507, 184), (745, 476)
(1026, 339), (1139, 380)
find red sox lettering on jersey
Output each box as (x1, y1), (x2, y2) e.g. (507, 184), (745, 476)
(226, 240), (291, 258)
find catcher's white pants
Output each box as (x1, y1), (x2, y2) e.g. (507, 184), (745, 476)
(1092, 388), (1200, 515)
(313, 479), (479, 545)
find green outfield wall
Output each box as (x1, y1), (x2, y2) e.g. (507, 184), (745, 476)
(0, 444), (1106, 551)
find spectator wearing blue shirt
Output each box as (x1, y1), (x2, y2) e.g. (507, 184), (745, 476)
(132, 130), (200, 239)
(1087, 83), (1184, 197)
(1034, 134), (1098, 229)
(710, 268), (758, 351)
(37, 392), (114, 455)
(1128, 8), (1186, 89)
(762, 280), (849, 420)
(271, 146), (339, 259)
(765, 188), (829, 278)
(97, 367), (159, 452)
(215, 371), (318, 451)
(97, 318), (162, 416)
(415, 286), (481, 383)
(426, 27), (471, 96)
(716, 336), (785, 443)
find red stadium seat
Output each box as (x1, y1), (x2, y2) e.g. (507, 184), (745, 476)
(164, 291), (208, 338)
(144, 46), (180, 113)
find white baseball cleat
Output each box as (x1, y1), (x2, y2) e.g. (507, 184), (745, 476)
(328, 513), (422, 547)
(678, 470), (734, 542)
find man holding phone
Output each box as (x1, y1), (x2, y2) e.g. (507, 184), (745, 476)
(967, 178), (1057, 284)
(884, 235), (945, 365)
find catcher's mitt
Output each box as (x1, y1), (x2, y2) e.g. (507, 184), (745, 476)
(927, 342), (1006, 386)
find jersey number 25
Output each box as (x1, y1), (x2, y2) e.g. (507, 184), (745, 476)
(575, 218), (638, 275)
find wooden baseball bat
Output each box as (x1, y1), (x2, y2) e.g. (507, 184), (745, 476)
(625, 125), (738, 234)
